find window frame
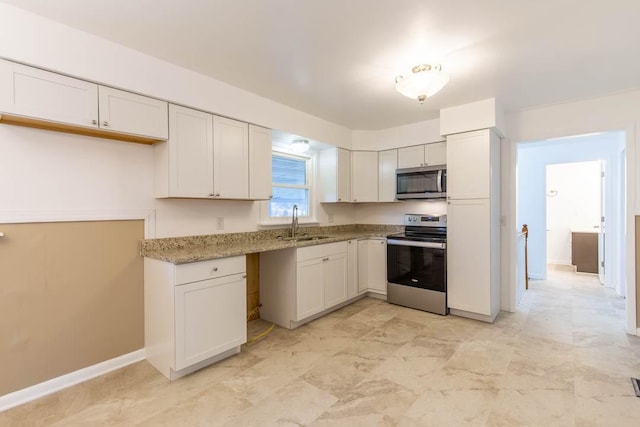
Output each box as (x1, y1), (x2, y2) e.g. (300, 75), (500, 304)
(259, 149), (317, 226)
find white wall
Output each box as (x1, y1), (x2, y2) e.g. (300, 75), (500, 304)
(546, 161), (602, 265)
(352, 118), (443, 151)
(0, 4), (354, 238)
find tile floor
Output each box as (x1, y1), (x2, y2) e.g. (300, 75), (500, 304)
(2, 269), (640, 426)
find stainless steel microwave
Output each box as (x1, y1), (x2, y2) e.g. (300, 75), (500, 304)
(396, 165), (446, 199)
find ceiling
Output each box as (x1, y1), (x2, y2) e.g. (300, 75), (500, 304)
(4, 0), (640, 130)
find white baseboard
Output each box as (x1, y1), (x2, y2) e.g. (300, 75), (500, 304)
(0, 349), (145, 413)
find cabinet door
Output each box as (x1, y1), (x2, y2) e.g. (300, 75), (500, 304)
(296, 258), (325, 320)
(346, 240), (359, 298)
(167, 104), (214, 197)
(397, 145), (425, 168)
(249, 125), (272, 200)
(0, 59), (99, 128)
(378, 149), (398, 202)
(174, 274), (247, 371)
(367, 239), (387, 294)
(424, 142), (447, 166)
(336, 148), (352, 202)
(324, 253), (347, 308)
(98, 86), (168, 139)
(447, 130), (490, 199)
(351, 151), (378, 202)
(213, 116), (249, 199)
(447, 199), (491, 315)
(357, 240), (369, 294)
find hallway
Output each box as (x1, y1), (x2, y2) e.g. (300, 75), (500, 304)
(2, 270), (640, 425)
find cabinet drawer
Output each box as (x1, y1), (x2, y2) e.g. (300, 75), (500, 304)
(175, 255), (246, 285)
(297, 241), (347, 262)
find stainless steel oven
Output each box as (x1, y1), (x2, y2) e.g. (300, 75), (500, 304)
(387, 214), (447, 315)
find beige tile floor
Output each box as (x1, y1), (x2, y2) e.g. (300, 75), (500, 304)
(2, 269), (640, 426)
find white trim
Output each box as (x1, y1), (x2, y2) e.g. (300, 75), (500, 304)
(0, 209), (157, 238)
(0, 349), (145, 413)
(636, 328), (640, 337)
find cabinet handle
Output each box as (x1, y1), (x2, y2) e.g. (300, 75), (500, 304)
(215, 193), (221, 197)
(209, 193), (215, 197)
(323, 257), (329, 262)
(102, 121), (109, 127)
(242, 274), (247, 278)
(91, 119), (98, 125)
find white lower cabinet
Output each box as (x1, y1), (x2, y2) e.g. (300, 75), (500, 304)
(145, 256), (247, 380)
(260, 241), (348, 329)
(358, 238), (387, 296)
(346, 239), (359, 298)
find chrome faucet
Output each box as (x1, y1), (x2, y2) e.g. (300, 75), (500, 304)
(291, 204), (299, 238)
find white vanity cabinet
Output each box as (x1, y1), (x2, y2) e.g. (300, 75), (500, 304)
(318, 147), (351, 202)
(145, 255), (247, 380)
(358, 238), (387, 296)
(0, 59), (168, 142)
(260, 241), (348, 329)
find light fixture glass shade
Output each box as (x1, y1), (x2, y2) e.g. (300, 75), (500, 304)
(395, 64), (449, 103)
(290, 139), (310, 152)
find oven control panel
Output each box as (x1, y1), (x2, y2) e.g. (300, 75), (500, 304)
(404, 214), (447, 227)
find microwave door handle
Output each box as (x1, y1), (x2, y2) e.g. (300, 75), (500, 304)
(437, 170), (443, 193)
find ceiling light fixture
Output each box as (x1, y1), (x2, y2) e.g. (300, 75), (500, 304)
(395, 64), (449, 104)
(290, 139), (310, 153)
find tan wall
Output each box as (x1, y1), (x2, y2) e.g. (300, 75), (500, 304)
(0, 220), (144, 396)
(637, 217), (640, 328)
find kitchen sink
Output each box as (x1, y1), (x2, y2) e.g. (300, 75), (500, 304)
(279, 235), (331, 242)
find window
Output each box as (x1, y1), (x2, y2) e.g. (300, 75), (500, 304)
(269, 152), (311, 218)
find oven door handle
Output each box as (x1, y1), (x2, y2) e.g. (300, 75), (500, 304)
(387, 239), (446, 249)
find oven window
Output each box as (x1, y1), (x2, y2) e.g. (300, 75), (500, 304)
(387, 244), (446, 292)
(396, 170), (440, 195)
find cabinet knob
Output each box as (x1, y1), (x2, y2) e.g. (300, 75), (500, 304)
(91, 119), (98, 125)
(380, 241), (384, 244)
(212, 267), (218, 272)
(338, 198), (341, 201)
(353, 199), (357, 202)
(323, 257), (329, 262)
(215, 193), (221, 197)
(102, 121), (109, 127)
(242, 274), (247, 278)
(269, 195), (273, 199)
(209, 193), (214, 197)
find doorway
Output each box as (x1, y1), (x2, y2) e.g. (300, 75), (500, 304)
(514, 131), (627, 312)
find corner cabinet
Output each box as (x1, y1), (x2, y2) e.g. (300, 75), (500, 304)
(260, 241), (348, 329)
(144, 255), (247, 380)
(0, 58), (168, 143)
(358, 238), (387, 296)
(155, 104), (268, 200)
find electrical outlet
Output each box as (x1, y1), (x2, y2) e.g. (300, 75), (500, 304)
(500, 215), (506, 226)
(216, 217), (224, 230)
(327, 213), (334, 223)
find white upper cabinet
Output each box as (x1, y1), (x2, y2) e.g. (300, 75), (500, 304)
(398, 142), (447, 168)
(318, 147), (351, 203)
(424, 142), (447, 166)
(157, 104), (213, 198)
(213, 116), (249, 199)
(351, 151), (378, 202)
(98, 86), (168, 139)
(0, 59), (99, 128)
(378, 149), (398, 202)
(397, 145), (425, 169)
(446, 129), (494, 199)
(248, 125), (272, 200)
(0, 59), (168, 142)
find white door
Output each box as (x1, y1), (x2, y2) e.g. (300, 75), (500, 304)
(167, 104), (214, 198)
(599, 161), (605, 284)
(324, 253), (348, 308)
(398, 145), (425, 168)
(174, 274), (246, 370)
(249, 125), (272, 200)
(98, 86), (168, 139)
(296, 258), (325, 320)
(357, 240), (369, 293)
(378, 149), (398, 202)
(447, 199), (491, 315)
(0, 59), (99, 128)
(424, 142), (447, 166)
(346, 240), (359, 298)
(367, 239), (387, 294)
(337, 148), (352, 202)
(351, 151), (378, 202)
(447, 130), (490, 199)
(213, 116), (249, 199)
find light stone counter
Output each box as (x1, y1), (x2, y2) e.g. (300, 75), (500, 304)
(140, 224), (403, 264)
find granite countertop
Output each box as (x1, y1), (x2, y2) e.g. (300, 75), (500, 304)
(141, 224), (403, 264)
